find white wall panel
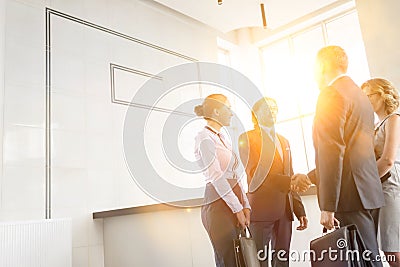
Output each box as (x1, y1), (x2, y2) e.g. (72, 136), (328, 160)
(4, 39), (44, 87)
(4, 0), (44, 48)
(51, 93), (86, 131)
(2, 0), (219, 266)
(2, 125), (45, 166)
(51, 167), (88, 209)
(0, 0), (5, 211)
(2, 165), (44, 210)
(3, 84), (45, 128)
(51, 130), (87, 168)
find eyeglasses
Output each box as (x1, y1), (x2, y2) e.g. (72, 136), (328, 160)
(367, 93), (379, 98)
(269, 106), (278, 112)
(267, 104), (278, 110)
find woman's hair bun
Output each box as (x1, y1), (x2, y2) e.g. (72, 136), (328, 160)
(194, 105), (204, 116)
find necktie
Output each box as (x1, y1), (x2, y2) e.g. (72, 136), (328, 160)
(264, 127), (283, 160)
(274, 135), (283, 160)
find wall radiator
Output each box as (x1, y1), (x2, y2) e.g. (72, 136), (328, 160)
(0, 219), (72, 267)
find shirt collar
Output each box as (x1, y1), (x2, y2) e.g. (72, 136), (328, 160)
(260, 125), (275, 136)
(205, 125), (220, 135)
(327, 74), (348, 87)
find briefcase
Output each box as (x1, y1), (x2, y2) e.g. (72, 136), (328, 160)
(233, 227), (261, 267)
(310, 224), (372, 267)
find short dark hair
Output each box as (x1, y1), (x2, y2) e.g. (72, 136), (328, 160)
(252, 97), (277, 126)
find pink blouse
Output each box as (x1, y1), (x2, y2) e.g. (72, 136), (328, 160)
(194, 126), (251, 213)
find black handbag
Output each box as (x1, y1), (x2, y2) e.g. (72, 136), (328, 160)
(380, 171), (391, 183)
(233, 227), (261, 267)
(310, 224), (373, 267)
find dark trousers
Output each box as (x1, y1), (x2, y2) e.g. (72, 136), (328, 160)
(250, 215), (292, 267)
(335, 209), (382, 267)
(201, 182), (242, 267)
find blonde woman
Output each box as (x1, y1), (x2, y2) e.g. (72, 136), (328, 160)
(362, 78), (400, 266)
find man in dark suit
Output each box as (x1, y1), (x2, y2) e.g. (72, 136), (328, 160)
(239, 97), (308, 267)
(302, 45), (385, 266)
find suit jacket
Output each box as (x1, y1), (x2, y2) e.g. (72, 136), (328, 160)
(310, 76), (385, 212)
(239, 128), (306, 222)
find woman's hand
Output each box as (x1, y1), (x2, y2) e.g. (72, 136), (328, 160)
(236, 210), (247, 229)
(243, 208), (251, 226)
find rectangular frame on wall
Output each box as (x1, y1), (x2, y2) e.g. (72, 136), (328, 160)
(45, 7), (198, 219)
(109, 63), (192, 116)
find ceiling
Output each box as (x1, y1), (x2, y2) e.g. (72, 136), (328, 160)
(152, 0), (341, 33)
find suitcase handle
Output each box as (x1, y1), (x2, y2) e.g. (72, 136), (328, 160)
(322, 219), (340, 234)
(238, 226), (252, 238)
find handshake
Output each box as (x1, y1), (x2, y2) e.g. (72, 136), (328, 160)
(290, 173), (313, 193)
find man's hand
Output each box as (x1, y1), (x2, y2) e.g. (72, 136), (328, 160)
(320, 211), (338, 230)
(243, 208), (251, 227)
(296, 216), (308, 231)
(236, 210), (247, 229)
(290, 173), (312, 192)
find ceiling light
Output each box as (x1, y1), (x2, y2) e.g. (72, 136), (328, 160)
(260, 3), (267, 29)
(218, 0), (222, 5)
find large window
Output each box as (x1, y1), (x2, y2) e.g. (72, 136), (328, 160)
(260, 9), (370, 173)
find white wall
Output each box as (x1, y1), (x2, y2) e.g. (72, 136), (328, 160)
(103, 208), (214, 267)
(0, 0), (220, 266)
(102, 195), (323, 267)
(0, 0), (5, 212)
(1, 0), (46, 220)
(356, 0), (400, 87)
(229, 28), (264, 92)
